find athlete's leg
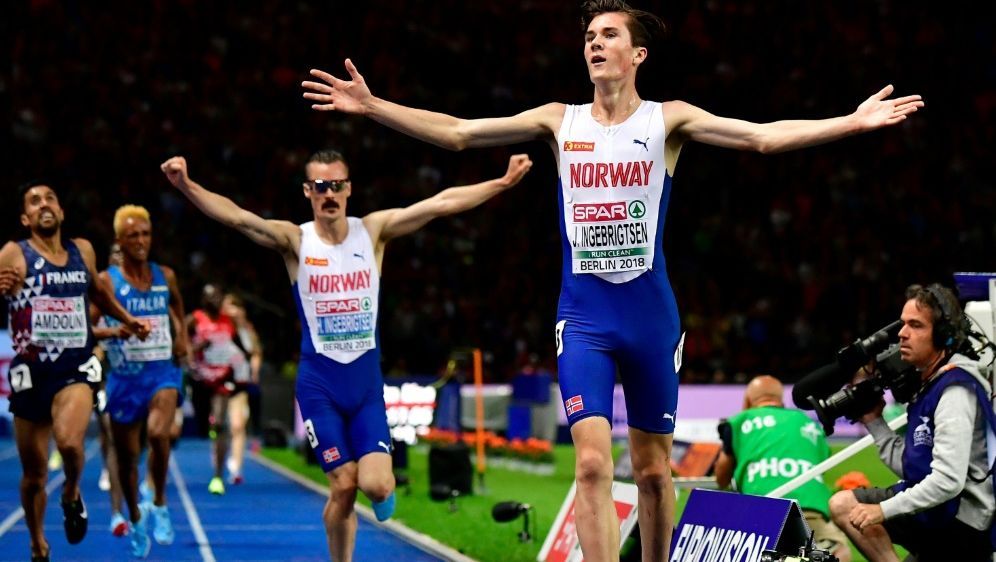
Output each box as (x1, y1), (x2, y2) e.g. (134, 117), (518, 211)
(98, 411), (125, 514)
(111, 419), (144, 524)
(557, 318), (619, 562)
(146, 388), (178, 506)
(226, 391), (250, 480)
(324, 462), (359, 562)
(570, 417), (618, 562)
(14, 417), (52, 558)
(209, 391), (229, 480)
(628, 428), (674, 562)
(51, 383), (92, 505)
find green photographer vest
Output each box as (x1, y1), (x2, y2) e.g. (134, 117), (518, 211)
(728, 406), (833, 518)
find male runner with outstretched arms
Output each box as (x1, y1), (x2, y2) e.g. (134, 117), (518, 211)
(161, 151), (531, 561)
(0, 181), (150, 562)
(301, 1), (923, 559)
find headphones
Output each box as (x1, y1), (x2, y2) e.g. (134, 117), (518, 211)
(924, 284), (968, 351)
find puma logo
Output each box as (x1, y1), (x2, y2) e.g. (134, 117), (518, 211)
(662, 412), (675, 422)
(633, 137), (649, 151)
(377, 441), (391, 453)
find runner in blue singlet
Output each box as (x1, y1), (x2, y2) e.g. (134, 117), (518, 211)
(302, 1), (924, 558)
(97, 205), (190, 558)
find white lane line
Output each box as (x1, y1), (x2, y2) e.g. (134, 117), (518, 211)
(0, 447), (20, 463)
(0, 442), (98, 538)
(250, 452), (477, 562)
(169, 457), (217, 562)
(0, 471), (65, 537)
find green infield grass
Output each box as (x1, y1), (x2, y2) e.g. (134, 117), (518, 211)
(263, 440), (904, 562)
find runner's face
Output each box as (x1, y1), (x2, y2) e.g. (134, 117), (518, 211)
(585, 12), (643, 83)
(304, 161), (351, 221)
(117, 217), (152, 263)
(898, 299), (939, 369)
(21, 185), (64, 236)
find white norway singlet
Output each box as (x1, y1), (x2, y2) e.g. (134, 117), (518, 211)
(294, 218), (379, 364)
(557, 101), (668, 283)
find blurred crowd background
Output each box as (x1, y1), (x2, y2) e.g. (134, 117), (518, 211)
(6, 0), (995, 385)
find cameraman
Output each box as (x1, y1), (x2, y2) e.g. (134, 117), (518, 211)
(829, 284), (995, 562)
(716, 375), (852, 562)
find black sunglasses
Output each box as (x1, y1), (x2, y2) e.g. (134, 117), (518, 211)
(306, 179), (350, 193)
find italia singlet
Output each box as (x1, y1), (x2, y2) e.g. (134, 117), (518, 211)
(555, 101), (682, 433)
(5, 240), (99, 420)
(103, 263), (182, 423)
(104, 263), (175, 376)
(293, 218), (389, 471)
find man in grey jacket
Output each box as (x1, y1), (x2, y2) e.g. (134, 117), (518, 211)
(829, 284), (995, 562)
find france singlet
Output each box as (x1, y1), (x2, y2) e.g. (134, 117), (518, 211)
(293, 218), (388, 472)
(6, 240), (99, 420)
(555, 101), (683, 433)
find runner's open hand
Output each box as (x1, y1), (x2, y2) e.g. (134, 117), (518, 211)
(302, 59), (373, 114)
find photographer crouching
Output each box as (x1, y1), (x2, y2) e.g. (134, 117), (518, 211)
(716, 375), (853, 562)
(828, 284), (995, 562)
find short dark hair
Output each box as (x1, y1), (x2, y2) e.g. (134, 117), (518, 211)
(580, 0), (666, 48)
(305, 150), (348, 175)
(905, 283), (965, 350)
(16, 179), (54, 212)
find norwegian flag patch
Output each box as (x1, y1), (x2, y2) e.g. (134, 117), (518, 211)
(322, 447), (341, 464)
(565, 395), (584, 416)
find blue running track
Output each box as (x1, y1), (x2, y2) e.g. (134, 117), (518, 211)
(0, 439), (446, 561)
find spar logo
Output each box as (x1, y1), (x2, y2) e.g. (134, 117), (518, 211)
(564, 140), (595, 152)
(628, 200), (646, 219)
(33, 298), (81, 313)
(573, 202), (627, 223)
(305, 256), (329, 266)
(316, 297), (372, 315)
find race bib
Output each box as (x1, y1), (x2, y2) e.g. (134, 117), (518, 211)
(122, 314), (173, 362)
(569, 199), (652, 274)
(314, 297), (376, 353)
(30, 296), (88, 349)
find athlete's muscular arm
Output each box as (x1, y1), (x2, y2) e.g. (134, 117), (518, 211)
(162, 265), (191, 365)
(90, 276), (131, 340)
(303, 60), (563, 150)
(78, 239), (150, 340)
(364, 155), (533, 245)
(664, 85), (923, 154)
(160, 156), (301, 256)
(0, 241), (26, 297)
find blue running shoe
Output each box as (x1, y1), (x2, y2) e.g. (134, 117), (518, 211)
(129, 506), (151, 558)
(372, 492), (396, 522)
(151, 504), (174, 545)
